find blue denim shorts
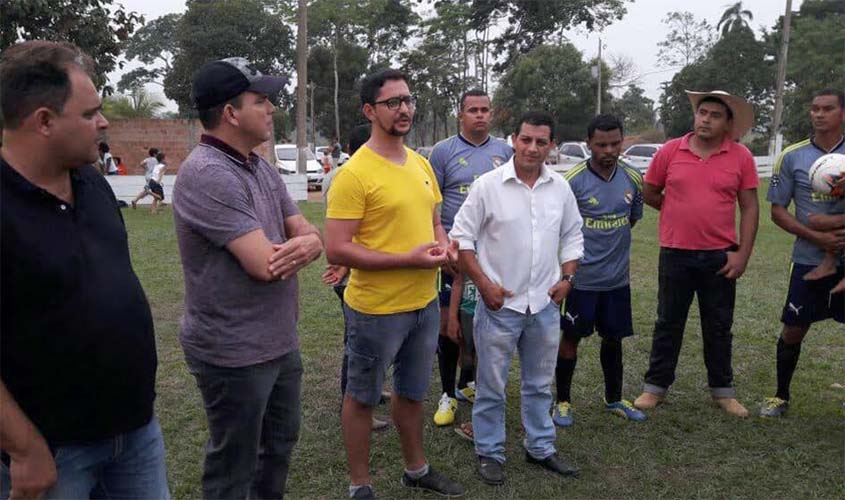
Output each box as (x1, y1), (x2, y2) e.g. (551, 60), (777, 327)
(343, 299), (440, 406)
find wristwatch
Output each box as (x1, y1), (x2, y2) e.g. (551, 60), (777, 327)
(561, 274), (575, 284)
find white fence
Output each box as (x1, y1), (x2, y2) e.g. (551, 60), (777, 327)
(754, 156), (774, 178)
(105, 173), (309, 205)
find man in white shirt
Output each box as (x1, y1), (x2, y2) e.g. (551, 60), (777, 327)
(449, 111), (584, 485)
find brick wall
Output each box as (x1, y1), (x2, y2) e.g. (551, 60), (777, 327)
(104, 118), (273, 175)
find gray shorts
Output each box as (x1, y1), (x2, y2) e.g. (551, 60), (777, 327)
(343, 299), (439, 407)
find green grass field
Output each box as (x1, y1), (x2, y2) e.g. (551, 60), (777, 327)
(125, 182), (844, 499)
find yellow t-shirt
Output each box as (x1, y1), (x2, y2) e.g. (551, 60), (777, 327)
(327, 145), (442, 314)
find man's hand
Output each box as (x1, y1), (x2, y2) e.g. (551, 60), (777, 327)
(444, 240), (460, 274)
(478, 281), (513, 311)
(8, 436), (57, 500)
(812, 228), (845, 253)
(548, 280), (572, 305)
(717, 251), (750, 280)
(446, 314), (462, 344)
(406, 242), (449, 269)
(807, 213), (845, 231)
(321, 264), (349, 286)
(268, 233), (323, 280)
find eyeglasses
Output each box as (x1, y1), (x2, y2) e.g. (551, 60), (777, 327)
(373, 95), (416, 110)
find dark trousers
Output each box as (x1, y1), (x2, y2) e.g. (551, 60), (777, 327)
(643, 247), (737, 398)
(334, 284), (349, 396)
(185, 350), (303, 499)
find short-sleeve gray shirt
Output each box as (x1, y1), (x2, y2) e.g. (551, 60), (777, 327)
(173, 135), (301, 367)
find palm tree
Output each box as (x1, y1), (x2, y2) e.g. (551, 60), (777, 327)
(102, 87), (165, 119)
(717, 1), (754, 37)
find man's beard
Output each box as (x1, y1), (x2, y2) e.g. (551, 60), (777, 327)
(377, 114), (411, 137)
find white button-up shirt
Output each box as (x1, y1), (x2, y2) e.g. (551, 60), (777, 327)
(449, 159), (584, 314)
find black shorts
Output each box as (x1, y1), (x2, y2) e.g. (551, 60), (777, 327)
(438, 272), (454, 308)
(561, 285), (634, 340)
(459, 309), (475, 355)
(780, 264), (844, 326)
(148, 180), (164, 200)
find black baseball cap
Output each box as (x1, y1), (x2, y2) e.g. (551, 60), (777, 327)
(192, 57), (288, 110)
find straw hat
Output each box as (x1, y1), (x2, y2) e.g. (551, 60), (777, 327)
(685, 90), (754, 140)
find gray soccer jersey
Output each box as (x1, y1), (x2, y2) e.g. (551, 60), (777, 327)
(429, 134), (513, 232)
(767, 137), (845, 266)
(564, 160), (644, 291)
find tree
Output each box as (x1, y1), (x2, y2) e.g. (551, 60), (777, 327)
(306, 42), (369, 143)
(1, 0), (143, 91)
(102, 87), (165, 119)
(659, 24), (773, 140)
(768, 0), (845, 142)
(118, 14), (182, 92)
(308, 0), (418, 139)
(717, 1), (754, 37)
(455, 0), (629, 72)
(163, 0), (295, 114)
(493, 43), (610, 141)
(655, 11), (715, 68)
(609, 84), (655, 134)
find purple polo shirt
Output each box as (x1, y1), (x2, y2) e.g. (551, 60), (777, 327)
(173, 135), (301, 367)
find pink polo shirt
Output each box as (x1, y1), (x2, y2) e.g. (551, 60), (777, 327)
(644, 133), (758, 250)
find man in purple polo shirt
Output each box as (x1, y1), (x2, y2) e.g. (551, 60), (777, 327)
(173, 58), (323, 499)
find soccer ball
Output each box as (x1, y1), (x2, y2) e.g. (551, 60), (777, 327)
(808, 153), (845, 197)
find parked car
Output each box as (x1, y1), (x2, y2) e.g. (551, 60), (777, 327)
(620, 143), (662, 173)
(553, 141), (590, 172)
(275, 144), (324, 189)
(315, 145), (350, 166)
(416, 146), (433, 159)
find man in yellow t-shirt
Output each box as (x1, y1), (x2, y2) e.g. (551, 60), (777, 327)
(326, 68), (463, 500)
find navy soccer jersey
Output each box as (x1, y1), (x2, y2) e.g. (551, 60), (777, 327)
(429, 134), (513, 232)
(767, 136), (845, 266)
(564, 160), (644, 291)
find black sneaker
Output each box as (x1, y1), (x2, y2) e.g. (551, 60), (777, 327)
(525, 452), (579, 478)
(401, 465), (465, 497)
(350, 484), (375, 500)
(477, 455), (505, 486)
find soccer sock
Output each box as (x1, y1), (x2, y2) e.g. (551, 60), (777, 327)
(555, 357), (577, 403)
(438, 335), (459, 397)
(458, 363), (474, 389)
(775, 337), (802, 401)
(404, 463), (430, 480)
(600, 339), (623, 404)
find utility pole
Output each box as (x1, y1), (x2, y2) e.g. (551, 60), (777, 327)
(309, 82), (315, 148)
(596, 37), (602, 115)
(295, 0), (307, 175)
(769, 0), (793, 159)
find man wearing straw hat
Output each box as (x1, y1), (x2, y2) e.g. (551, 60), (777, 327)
(634, 90), (759, 418)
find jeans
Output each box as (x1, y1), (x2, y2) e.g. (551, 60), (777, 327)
(0, 417), (169, 499)
(643, 248), (737, 398)
(185, 350), (303, 499)
(343, 299), (439, 406)
(473, 301), (560, 464)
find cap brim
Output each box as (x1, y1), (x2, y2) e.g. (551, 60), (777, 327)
(248, 75), (288, 98)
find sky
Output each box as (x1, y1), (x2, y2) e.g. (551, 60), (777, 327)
(110, 0), (799, 109)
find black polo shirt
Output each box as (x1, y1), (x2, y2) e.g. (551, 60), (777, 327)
(1, 158), (157, 445)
